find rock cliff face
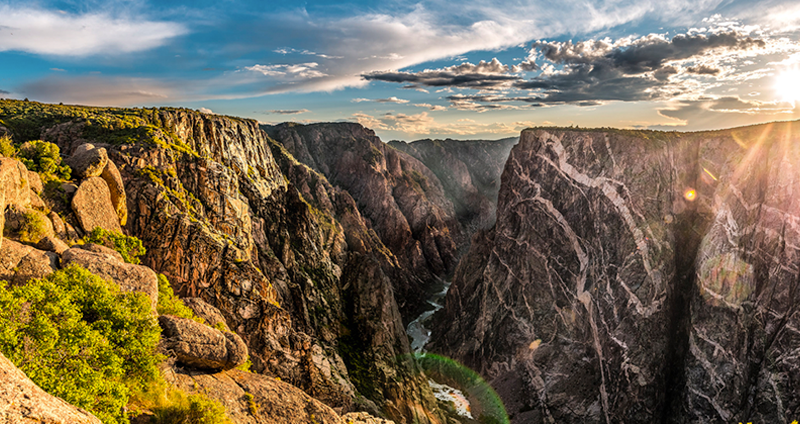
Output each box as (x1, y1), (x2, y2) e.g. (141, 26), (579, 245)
(389, 137), (517, 237)
(266, 123), (462, 318)
(11, 105), (443, 423)
(432, 123), (800, 423)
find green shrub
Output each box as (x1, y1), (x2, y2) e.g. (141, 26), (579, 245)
(156, 274), (203, 323)
(18, 139), (70, 180)
(18, 210), (47, 243)
(151, 392), (232, 424)
(82, 227), (146, 264)
(0, 265), (162, 424)
(0, 135), (16, 157)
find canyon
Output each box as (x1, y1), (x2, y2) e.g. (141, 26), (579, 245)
(1, 99), (799, 424)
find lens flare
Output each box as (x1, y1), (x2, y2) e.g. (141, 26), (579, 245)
(684, 188), (697, 201)
(411, 352), (510, 424)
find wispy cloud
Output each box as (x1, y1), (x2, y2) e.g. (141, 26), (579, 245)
(0, 5), (186, 56)
(350, 97), (409, 103)
(245, 63), (328, 79)
(352, 110), (537, 135)
(265, 109), (310, 115)
(18, 76), (177, 106)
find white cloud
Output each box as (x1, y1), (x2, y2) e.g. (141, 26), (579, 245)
(245, 63), (328, 79)
(0, 5), (186, 56)
(414, 103), (448, 111)
(199, 107), (214, 114)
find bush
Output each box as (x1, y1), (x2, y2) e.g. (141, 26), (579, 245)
(18, 139), (70, 180)
(0, 135), (16, 157)
(18, 210), (47, 243)
(82, 227), (146, 264)
(151, 392), (231, 424)
(0, 265), (162, 424)
(156, 273), (203, 323)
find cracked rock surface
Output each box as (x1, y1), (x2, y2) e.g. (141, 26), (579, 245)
(433, 123), (800, 423)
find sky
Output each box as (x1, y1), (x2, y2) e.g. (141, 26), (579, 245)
(1, 0), (800, 141)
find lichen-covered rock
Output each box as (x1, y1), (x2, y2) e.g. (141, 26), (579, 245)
(71, 176), (122, 233)
(0, 239), (57, 285)
(183, 297), (229, 329)
(0, 352), (101, 424)
(342, 412), (396, 424)
(35, 235), (69, 255)
(159, 315), (248, 370)
(65, 144), (108, 179)
(61, 246), (158, 310)
(27, 170), (43, 194)
(74, 242), (125, 262)
(100, 159), (127, 225)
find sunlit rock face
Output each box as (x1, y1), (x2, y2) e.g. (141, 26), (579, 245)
(432, 121), (800, 423)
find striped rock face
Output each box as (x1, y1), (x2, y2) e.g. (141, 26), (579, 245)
(433, 122), (800, 424)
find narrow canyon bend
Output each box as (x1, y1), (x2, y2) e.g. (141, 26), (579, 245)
(1, 100), (799, 424)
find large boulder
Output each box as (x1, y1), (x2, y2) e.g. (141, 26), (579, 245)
(35, 236), (69, 255)
(183, 297), (229, 330)
(100, 159), (127, 226)
(0, 239), (58, 285)
(0, 157), (32, 249)
(0, 352), (101, 424)
(71, 177), (122, 233)
(65, 144), (108, 179)
(61, 246), (158, 310)
(159, 315), (248, 370)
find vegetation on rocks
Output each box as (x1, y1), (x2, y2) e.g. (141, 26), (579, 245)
(148, 391), (232, 424)
(17, 210), (48, 243)
(82, 227), (146, 264)
(156, 273), (203, 324)
(0, 264), (161, 424)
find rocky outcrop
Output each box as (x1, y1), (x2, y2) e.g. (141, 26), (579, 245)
(184, 297), (229, 329)
(0, 239), (58, 285)
(159, 314), (248, 370)
(71, 176), (122, 233)
(0, 352), (101, 424)
(167, 366), (394, 424)
(389, 137), (517, 236)
(65, 144), (108, 179)
(267, 123), (461, 319)
(62, 246), (158, 310)
(433, 122), (800, 423)
(101, 158), (127, 225)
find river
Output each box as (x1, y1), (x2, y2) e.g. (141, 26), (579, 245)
(406, 280), (474, 419)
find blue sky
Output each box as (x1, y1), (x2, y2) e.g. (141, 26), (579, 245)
(1, 0), (800, 141)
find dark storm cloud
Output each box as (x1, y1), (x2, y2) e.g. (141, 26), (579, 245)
(0, 89), (9, 95)
(510, 30), (765, 104)
(362, 58), (523, 90)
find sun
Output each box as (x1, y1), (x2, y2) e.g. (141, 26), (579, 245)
(775, 68), (800, 105)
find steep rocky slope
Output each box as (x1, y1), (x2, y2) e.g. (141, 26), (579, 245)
(266, 123), (462, 318)
(432, 123), (800, 423)
(389, 137), (517, 237)
(0, 100), (444, 424)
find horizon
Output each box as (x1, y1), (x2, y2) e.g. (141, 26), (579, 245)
(1, 0), (800, 141)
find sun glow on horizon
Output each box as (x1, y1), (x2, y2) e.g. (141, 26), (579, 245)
(775, 69), (800, 106)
